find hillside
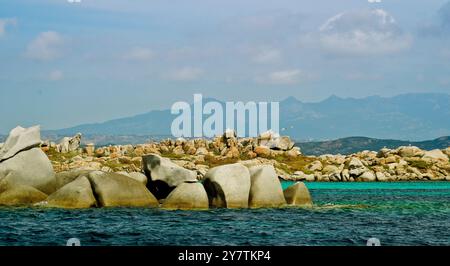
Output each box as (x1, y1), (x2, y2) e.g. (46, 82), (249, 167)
(297, 136), (450, 156)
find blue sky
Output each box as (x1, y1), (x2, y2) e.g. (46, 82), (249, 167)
(1, 0), (450, 133)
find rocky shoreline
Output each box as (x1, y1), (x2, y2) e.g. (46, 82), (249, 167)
(42, 128), (450, 182)
(0, 126), (312, 209)
(1, 125), (449, 209)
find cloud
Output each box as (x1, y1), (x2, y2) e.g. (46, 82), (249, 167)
(252, 47), (282, 64)
(0, 18), (17, 37)
(49, 70), (63, 81)
(318, 9), (412, 56)
(256, 69), (304, 85)
(25, 31), (64, 61)
(123, 47), (154, 61)
(166, 67), (204, 81)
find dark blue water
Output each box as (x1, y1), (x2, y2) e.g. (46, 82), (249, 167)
(1, 182), (449, 246)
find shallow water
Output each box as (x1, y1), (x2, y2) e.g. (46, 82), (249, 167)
(1, 182), (449, 246)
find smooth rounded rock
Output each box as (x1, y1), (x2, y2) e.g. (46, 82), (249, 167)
(0, 148), (56, 194)
(88, 171), (158, 207)
(203, 163), (251, 208)
(162, 182), (209, 210)
(142, 154), (197, 199)
(46, 176), (97, 209)
(283, 182), (313, 207)
(0, 125), (41, 161)
(248, 165), (286, 208)
(0, 181), (48, 206)
(55, 169), (92, 190)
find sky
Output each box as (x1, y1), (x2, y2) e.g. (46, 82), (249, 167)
(1, 0), (450, 133)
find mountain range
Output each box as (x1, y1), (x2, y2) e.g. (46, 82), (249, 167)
(42, 92), (450, 141)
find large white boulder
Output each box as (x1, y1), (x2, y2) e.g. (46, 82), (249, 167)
(396, 146), (424, 157)
(46, 176), (97, 209)
(0, 148), (56, 194)
(358, 170), (376, 182)
(348, 158), (367, 177)
(142, 154), (197, 199)
(203, 163), (251, 208)
(248, 165), (286, 208)
(56, 133), (82, 153)
(258, 131), (295, 151)
(423, 149), (448, 161)
(0, 126), (56, 194)
(0, 125), (41, 161)
(162, 182), (209, 210)
(87, 171), (158, 207)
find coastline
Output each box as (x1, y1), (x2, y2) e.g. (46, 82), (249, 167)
(42, 131), (450, 183)
(1, 126), (449, 211)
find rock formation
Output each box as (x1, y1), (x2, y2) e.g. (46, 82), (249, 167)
(283, 182), (313, 207)
(248, 165), (286, 208)
(46, 176), (97, 208)
(56, 133), (82, 153)
(203, 163), (251, 208)
(162, 182), (209, 210)
(0, 180), (48, 206)
(142, 154), (197, 199)
(87, 171), (158, 207)
(0, 125), (56, 194)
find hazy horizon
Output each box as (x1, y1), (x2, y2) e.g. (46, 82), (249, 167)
(0, 91), (448, 135)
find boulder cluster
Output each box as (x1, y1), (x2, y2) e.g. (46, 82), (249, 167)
(37, 129), (450, 183)
(0, 126), (312, 209)
(289, 146), (450, 182)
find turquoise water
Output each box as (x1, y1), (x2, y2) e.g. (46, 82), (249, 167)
(0, 182), (449, 246)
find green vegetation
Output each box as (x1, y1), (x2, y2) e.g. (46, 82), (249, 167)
(298, 136), (450, 156)
(408, 160), (432, 169)
(45, 147), (79, 162)
(271, 154), (317, 174)
(203, 154), (239, 168)
(103, 160), (128, 171)
(160, 152), (186, 160)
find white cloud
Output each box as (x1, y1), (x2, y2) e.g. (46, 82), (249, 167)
(166, 67), (204, 81)
(252, 47), (282, 64)
(0, 18), (17, 37)
(25, 31), (64, 61)
(257, 69), (304, 85)
(123, 47), (154, 61)
(49, 70), (63, 81)
(319, 9), (412, 56)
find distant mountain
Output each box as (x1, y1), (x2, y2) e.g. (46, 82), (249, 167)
(297, 136), (450, 156)
(43, 92), (450, 141)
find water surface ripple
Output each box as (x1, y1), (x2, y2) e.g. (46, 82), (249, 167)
(1, 182), (449, 246)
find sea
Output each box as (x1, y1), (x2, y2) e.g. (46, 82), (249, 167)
(1, 182), (449, 246)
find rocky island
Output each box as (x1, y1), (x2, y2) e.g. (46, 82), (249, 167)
(0, 125), (449, 209)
